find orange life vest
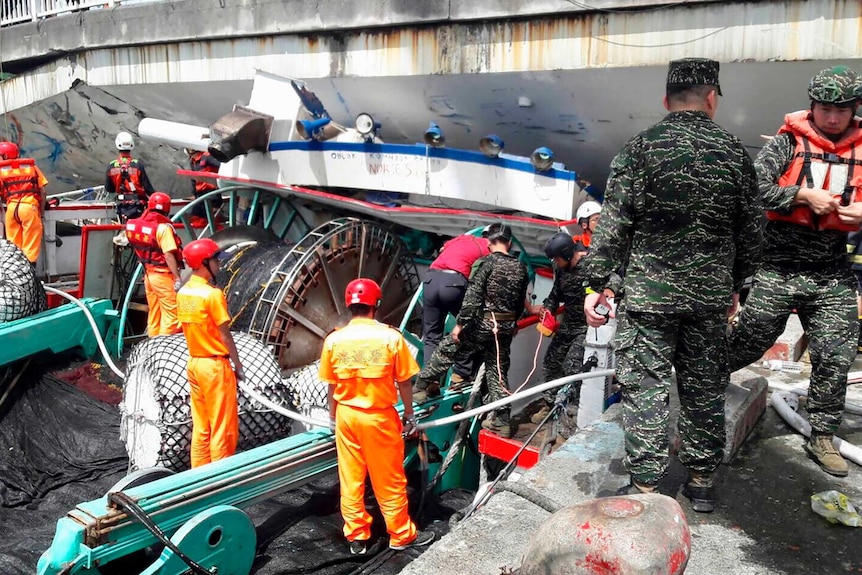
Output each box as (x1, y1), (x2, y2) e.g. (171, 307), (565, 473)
(108, 156), (147, 200)
(767, 110), (862, 232)
(0, 158), (41, 203)
(190, 151), (218, 195)
(125, 210), (183, 269)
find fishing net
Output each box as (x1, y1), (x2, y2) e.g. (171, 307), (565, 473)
(0, 240), (46, 322)
(120, 332), (300, 471)
(284, 361), (329, 424)
(219, 240), (293, 332)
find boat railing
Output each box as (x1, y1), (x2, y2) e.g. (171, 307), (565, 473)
(48, 185), (109, 203)
(1, 0), (130, 27)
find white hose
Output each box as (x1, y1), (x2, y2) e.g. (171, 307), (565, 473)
(419, 369), (616, 429)
(770, 391), (862, 468)
(767, 380), (862, 416)
(237, 381), (332, 429)
(44, 285), (616, 432)
(237, 368), (617, 432)
(41, 285), (126, 379)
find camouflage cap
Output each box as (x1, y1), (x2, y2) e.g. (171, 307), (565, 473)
(666, 58), (722, 96)
(808, 66), (861, 105)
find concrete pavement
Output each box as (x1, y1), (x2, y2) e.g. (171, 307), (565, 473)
(403, 363), (862, 575)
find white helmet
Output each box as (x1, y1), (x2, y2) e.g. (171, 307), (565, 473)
(115, 131), (135, 151)
(576, 200), (601, 221)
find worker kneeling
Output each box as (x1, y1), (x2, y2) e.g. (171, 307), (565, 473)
(125, 192), (183, 336)
(177, 238), (244, 468)
(319, 278), (435, 555)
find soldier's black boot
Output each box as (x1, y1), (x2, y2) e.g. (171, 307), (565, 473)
(857, 317), (862, 354)
(682, 472), (717, 513)
(615, 478), (657, 496)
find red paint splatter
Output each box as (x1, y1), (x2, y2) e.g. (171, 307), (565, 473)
(576, 553), (621, 574)
(668, 548), (688, 574)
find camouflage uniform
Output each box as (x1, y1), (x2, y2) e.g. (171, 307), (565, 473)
(728, 125), (860, 436)
(540, 261), (590, 405)
(584, 58), (762, 486)
(416, 251), (530, 406)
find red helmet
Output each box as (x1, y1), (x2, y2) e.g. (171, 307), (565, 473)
(148, 192), (171, 213)
(184, 238), (222, 270)
(345, 278), (382, 307)
(0, 142), (19, 160)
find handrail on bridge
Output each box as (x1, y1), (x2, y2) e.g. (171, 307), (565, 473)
(1, 0), (128, 28)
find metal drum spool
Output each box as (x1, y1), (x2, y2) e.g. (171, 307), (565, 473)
(120, 332), (298, 471)
(0, 239), (46, 322)
(222, 217), (421, 373)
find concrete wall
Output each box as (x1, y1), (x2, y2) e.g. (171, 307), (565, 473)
(2, 0), (860, 193)
(1, 0), (725, 68)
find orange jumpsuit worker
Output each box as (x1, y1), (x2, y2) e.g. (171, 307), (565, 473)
(319, 278), (435, 555)
(0, 142), (47, 264)
(125, 192), (183, 336)
(177, 238), (244, 468)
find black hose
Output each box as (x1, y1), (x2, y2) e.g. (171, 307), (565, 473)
(493, 480), (562, 513)
(108, 491), (211, 575)
(451, 403), (562, 526)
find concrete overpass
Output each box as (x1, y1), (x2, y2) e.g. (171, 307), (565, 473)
(1, 0), (861, 194)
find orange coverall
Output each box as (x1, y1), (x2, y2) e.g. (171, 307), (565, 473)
(1, 164), (47, 263)
(319, 317), (420, 547)
(177, 274), (238, 468)
(143, 224), (181, 336)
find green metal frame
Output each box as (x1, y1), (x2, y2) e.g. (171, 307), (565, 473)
(117, 186), (312, 355)
(36, 390), (471, 575)
(36, 225), (537, 574)
(0, 299), (118, 368)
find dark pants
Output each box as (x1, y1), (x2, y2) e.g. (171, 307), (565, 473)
(117, 199), (145, 224)
(728, 266), (856, 435)
(421, 269), (473, 377)
(616, 309), (728, 485)
(418, 321), (515, 404)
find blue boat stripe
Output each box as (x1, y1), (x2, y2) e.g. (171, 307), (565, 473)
(267, 141), (578, 181)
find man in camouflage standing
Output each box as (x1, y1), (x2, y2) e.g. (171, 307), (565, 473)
(414, 222), (530, 438)
(583, 58), (762, 512)
(526, 234), (594, 424)
(728, 66), (862, 477)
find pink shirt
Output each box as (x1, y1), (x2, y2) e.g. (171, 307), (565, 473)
(429, 235), (490, 277)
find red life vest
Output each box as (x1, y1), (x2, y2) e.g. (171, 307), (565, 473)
(190, 151), (218, 195)
(767, 110), (862, 232)
(109, 156), (147, 200)
(125, 210), (183, 269)
(0, 158), (41, 203)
